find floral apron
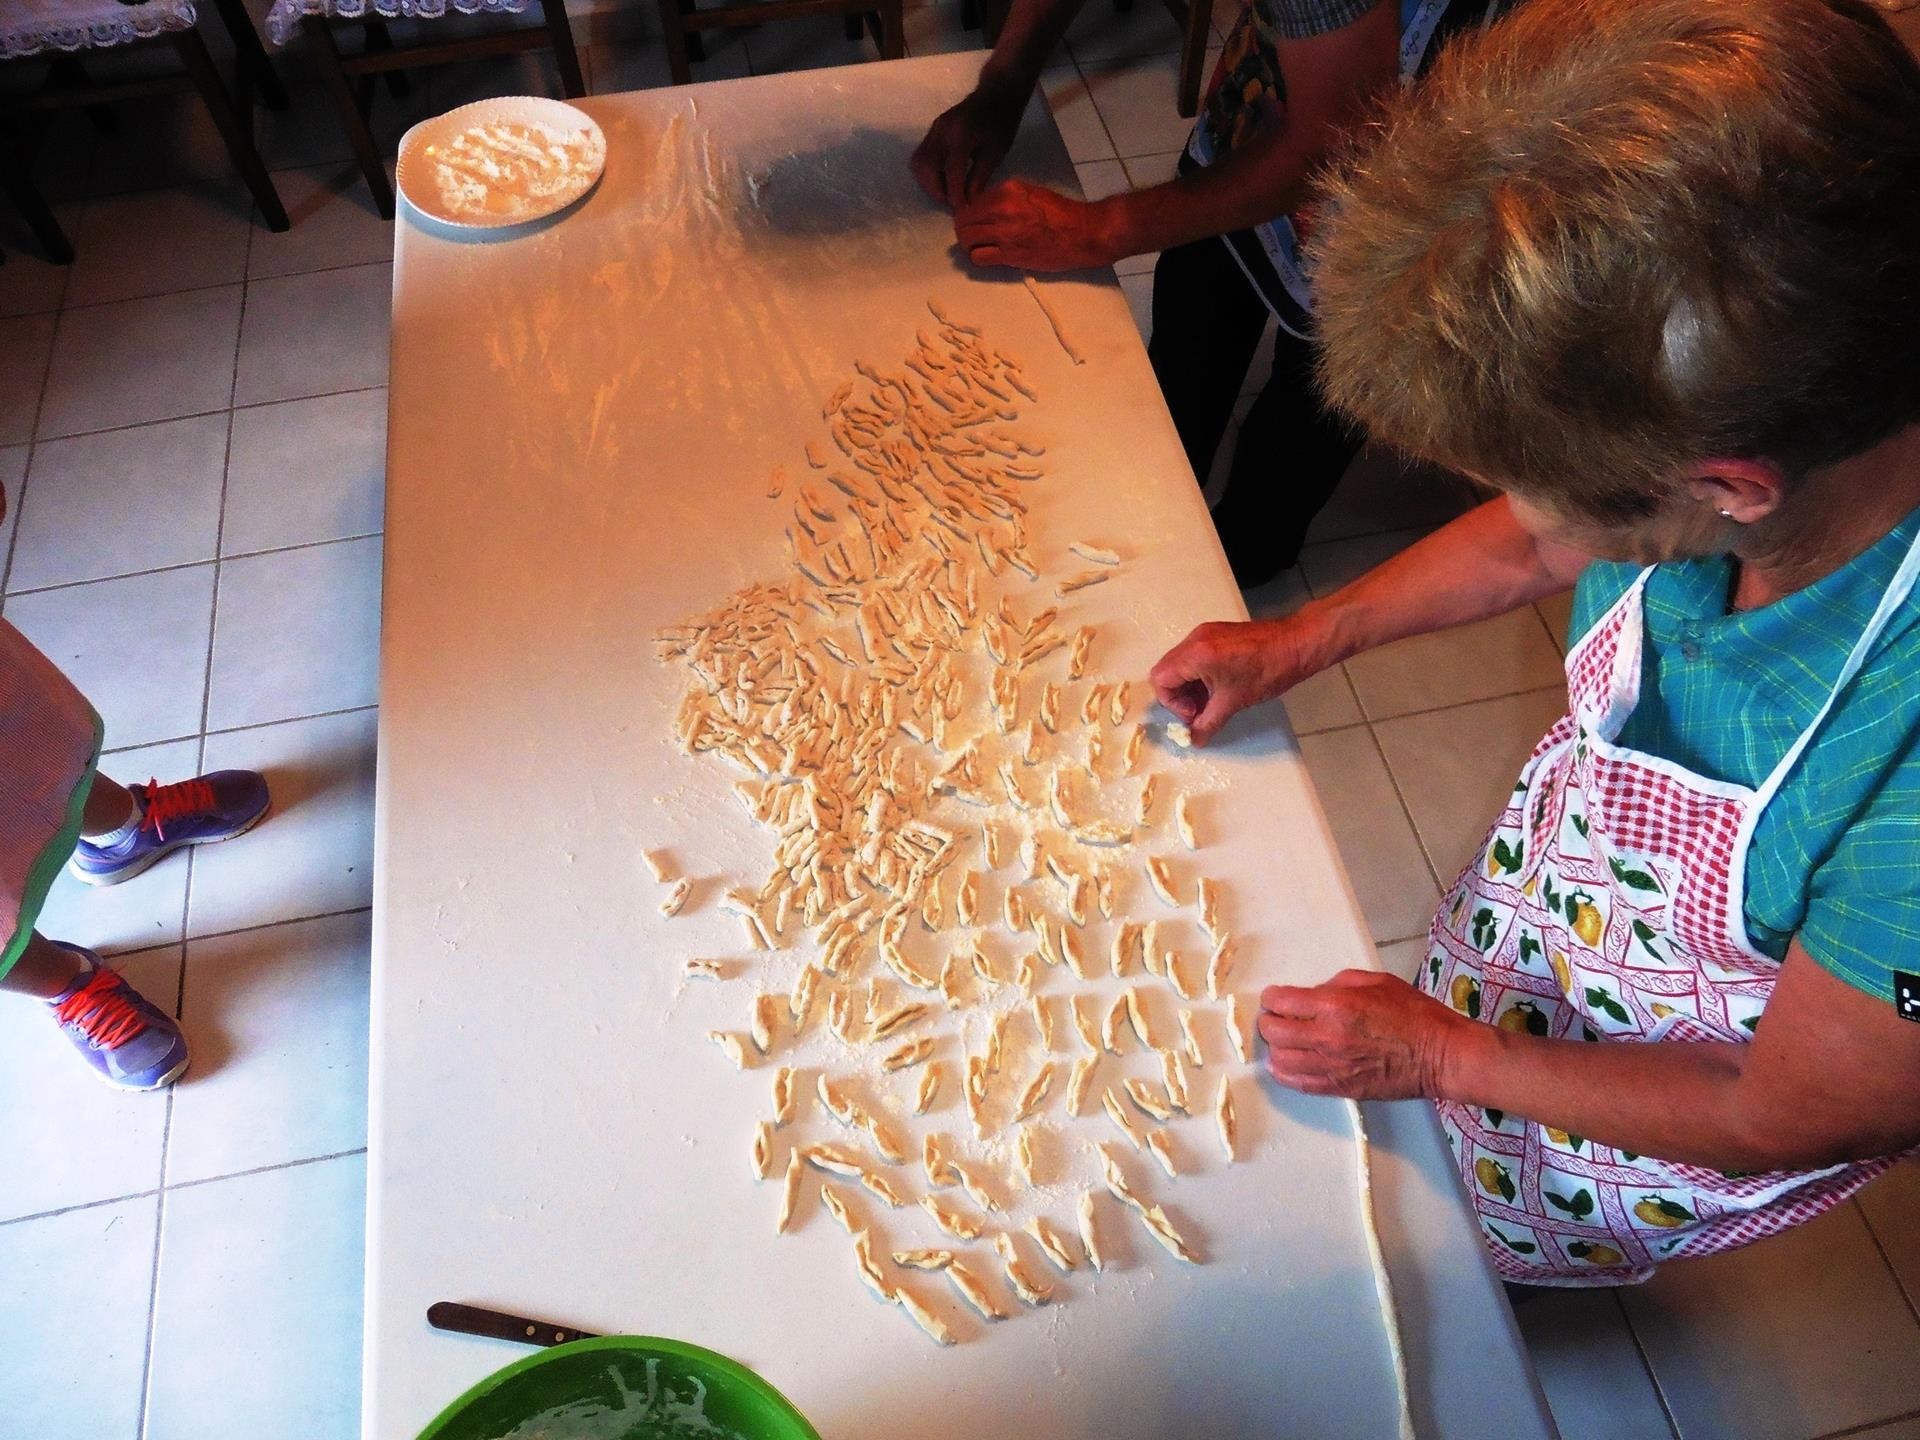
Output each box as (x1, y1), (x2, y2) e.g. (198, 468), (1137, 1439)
(1421, 535), (1920, 1284)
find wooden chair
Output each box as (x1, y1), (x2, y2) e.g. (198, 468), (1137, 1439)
(656, 0), (902, 86)
(266, 0), (587, 220)
(0, 0), (292, 260)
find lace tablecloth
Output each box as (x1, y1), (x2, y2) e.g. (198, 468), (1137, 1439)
(1, 0), (196, 60)
(264, 0), (530, 45)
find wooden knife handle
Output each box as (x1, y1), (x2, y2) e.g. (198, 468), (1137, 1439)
(427, 1301), (600, 1347)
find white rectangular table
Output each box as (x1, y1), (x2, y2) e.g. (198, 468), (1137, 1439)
(368, 52), (1556, 1440)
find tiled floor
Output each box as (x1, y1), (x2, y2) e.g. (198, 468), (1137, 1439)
(2, 6), (1917, 1439)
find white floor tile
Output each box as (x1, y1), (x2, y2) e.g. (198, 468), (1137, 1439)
(1083, 52), (1204, 157)
(903, 0), (989, 57)
(36, 286), (243, 440)
(0, 444), (24, 574)
(247, 166), (395, 280)
(746, 15), (887, 74)
(1375, 935), (1426, 982)
(1119, 269), (1152, 343)
(1859, 1159), (1920, 1316)
(83, 94), (233, 197)
(1537, 589), (1576, 656)
(223, 389), (387, 556)
(1075, 158), (1131, 201)
(1621, 1202), (1920, 1440)
(168, 909), (370, 1185)
(591, 31), (751, 91)
(1122, 149), (1181, 188)
(1066, 0), (1186, 66)
(146, 1154), (365, 1440)
(65, 182), (254, 308)
(1373, 688), (1567, 891)
(0, 220), (73, 319)
(1296, 725), (1440, 943)
(1301, 531), (1567, 721)
(1303, 444), (1476, 546)
(234, 262), (392, 409)
(1515, 1287), (1677, 1440)
(189, 708), (377, 938)
(0, 311), (56, 445)
(34, 738), (200, 958)
(0, 945), (179, 1221)
(0, 1194), (158, 1440)
(207, 535), (382, 732)
(1039, 66), (1117, 164)
(8, 413), (229, 592)
(1114, 246), (1159, 276)
(3, 564), (216, 750)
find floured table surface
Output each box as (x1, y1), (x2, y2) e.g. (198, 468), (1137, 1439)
(370, 52), (1554, 1440)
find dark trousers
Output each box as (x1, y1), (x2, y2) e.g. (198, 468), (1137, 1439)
(1148, 235), (1365, 586)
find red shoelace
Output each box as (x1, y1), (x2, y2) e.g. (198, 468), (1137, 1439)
(52, 967), (146, 1050)
(138, 776), (213, 843)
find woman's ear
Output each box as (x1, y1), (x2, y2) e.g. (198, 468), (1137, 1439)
(1684, 457), (1791, 525)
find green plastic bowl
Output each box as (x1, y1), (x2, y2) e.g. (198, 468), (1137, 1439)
(416, 1336), (823, 1440)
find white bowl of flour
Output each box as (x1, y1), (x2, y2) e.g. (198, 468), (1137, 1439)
(398, 96), (607, 229)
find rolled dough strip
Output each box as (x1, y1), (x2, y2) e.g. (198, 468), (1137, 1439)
(1347, 1099), (1416, 1440)
(1022, 275), (1087, 366)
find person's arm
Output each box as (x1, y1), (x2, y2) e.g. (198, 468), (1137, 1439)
(909, 0), (1091, 208)
(953, 0), (1400, 269)
(1152, 497), (1589, 742)
(1258, 940), (1920, 1172)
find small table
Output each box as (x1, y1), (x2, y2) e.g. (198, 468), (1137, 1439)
(368, 53), (1555, 1440)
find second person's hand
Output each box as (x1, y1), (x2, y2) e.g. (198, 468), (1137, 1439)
(1148, 615), (1335, 745)
(910, 82), (1027, 210)
(953, 179), (1123, 271)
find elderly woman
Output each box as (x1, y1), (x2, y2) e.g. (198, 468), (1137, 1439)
(1152, 0), (1920, 1282)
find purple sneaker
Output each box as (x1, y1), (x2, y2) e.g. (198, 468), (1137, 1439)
(67, 771), (270, 887)
(49, 948), (190, 1090)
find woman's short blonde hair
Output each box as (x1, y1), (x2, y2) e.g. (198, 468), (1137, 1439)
(1308, 0), (1920, 521)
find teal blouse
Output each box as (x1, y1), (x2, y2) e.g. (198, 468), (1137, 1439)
(1566, 506), (1920, 1003)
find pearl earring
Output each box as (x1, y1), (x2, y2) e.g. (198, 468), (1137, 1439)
(1718, 508), (1733, 518)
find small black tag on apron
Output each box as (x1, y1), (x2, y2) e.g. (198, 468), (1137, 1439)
(1896, 972), (1920, 1024)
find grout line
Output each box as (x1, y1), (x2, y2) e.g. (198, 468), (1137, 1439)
(134, 1091), (174, 1440)
(101, 700), (380, 759)
(163, 1147), (370, 1198)
(36, 259), (394, 324)
(1611, 1288), (1686, 1440)
(1858, 1194), (1920, 1332)
(5, 529), (385, 602)
(1817, 1408), (1920, 1440)
(1361, 719), (1446, 896)
(1295, 680), (1565, 745)
(0, 1186), (162, 1229)
(179, 902), (375, 954)
(29, 380), (388, 450)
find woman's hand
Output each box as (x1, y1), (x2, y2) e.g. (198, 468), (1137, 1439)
(1148, 615), (1332, 745)
(1258, 971), (1471, 1100)
(911, 84), (1028, 210)
(953, 180), (1124, 271)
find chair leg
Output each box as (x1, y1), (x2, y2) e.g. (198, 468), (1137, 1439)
(981, 0), (1008, 44)
(363, 20), (413, 99)
(0, 133), (74, 264)
(45, 57), (118, 133)
(538, 0), (588, 98)
(1175, 0), (1210, 117)
(657, 0), (695, 84)
(171, 27), (290, 230)
(879, 0), (904, 58)
(960, 0), (980, 29)
(844, 13), (864, 39)
(679, 0), (707, 62)
(207, 0), (289, 110)
(303, 17), (394, 219)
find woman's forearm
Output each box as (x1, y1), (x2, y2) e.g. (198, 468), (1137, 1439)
(1441, 1023), (1839, 1173)
(1098, 131), (1314, 257)
(1303, 498), (1589, 667)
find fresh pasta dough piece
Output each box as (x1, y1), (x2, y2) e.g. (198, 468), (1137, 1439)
(659, 879), (692, 917)
(1067, 1053), (1101, 1115)
(1078, 1190), (1109, 1270)
(710, 1031), (753, 1070)
(752, 1121), (774, 1180)
(772, 1066), (797, 1126)
(896, 1285), (956, 1346)
(1215, 1076), (1239, 1161)
(1015, 1061), (1056, 1121)
(920, 1192), (986, 1241)
(1228, 994), (1257, 1063)
(1124, 1076), (1174, 1123)
(995, 1232), (1055, 1306)
(945, 1258), (1005, 1320)
(1025, 1214), (1082, 1272)
(820, 1182), (859, 1234)
(1179, 1008), (1207, 1066)
(915, 1061), (944, 1114)
(776, 1150), (804, 1233)
(1102, 1088), (1145, 1150)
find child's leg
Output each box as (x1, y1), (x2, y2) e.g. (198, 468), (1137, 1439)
(79, 774), (135, 841)
(67, 769), (269, 887)
(0, 929), (87, 997)
(5, 929), (190, 1090)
